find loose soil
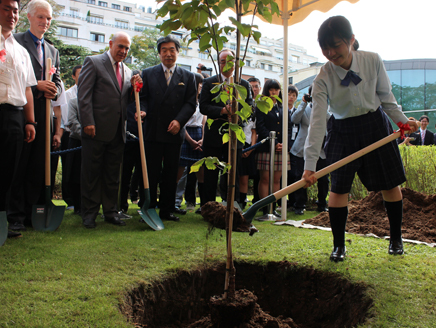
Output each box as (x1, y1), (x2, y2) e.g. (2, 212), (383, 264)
(304, 188), (436, 244)
(201, 201), (254, 233)
(122, 261), (372, 328)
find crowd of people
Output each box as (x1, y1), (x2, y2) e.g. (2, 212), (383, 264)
(1, 1), (422, 261)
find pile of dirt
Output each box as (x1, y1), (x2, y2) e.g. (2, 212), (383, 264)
(201, 201), (254, 233)
(304, 188), (436, 243)
(122, 261), (372, 328)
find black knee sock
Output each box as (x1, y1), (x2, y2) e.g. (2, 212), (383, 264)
(384, 200), (403, 241)
(240, 192), (247, 204)
(329, 207), (348, 247)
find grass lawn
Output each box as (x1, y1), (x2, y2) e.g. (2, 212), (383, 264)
(1, 200), (435, 327)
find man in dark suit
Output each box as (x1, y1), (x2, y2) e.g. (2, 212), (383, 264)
(7, 0), (62, 230)
(78, 31), (141, 228)
(409, 115), (434, 146)
(199, 49), (253, 208)
(140, 35), (196, 222)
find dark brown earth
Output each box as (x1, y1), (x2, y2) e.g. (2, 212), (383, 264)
(122, 261), (372, 328)
(304, 188), (436, 244)
(201, 201), (253, 233)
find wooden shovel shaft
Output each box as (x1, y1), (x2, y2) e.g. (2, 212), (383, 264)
(45, 58), (52, 186)
(135, 90), (149, 189)
(274, 130), (403, 200)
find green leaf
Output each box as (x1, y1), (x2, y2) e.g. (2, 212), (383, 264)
(223, 26), (236, 34)
(156, 4), (169, 18)
(234, 84), (247, 100)
(212, 5), (222, 16)
(242, 0), (251, 11)
(238, 59), (245, 68)
(252, 31), (261, 44)
(260, 7), (272, 23)
(235, 126), (246, 144)
(225, 0), (234, 7)
(210, 83), (221, 94)
(272, 95), (282, 103)
(206, 118), (214, 129)
(222, 133), (230, 144)
(199, 33), (211, 51)
(190, 159), (205, 173)
(205, 157), (219, 170)
(220, 92), (230, 104)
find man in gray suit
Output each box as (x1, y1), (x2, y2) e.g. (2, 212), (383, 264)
(78, 32), (141, 228)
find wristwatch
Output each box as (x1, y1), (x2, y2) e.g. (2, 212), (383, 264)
(26, 121), (38, 127)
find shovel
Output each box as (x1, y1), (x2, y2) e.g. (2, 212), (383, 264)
(31, 58), (65, 231)
(243, 126), (414, 224)
(134, 89), (164, 231)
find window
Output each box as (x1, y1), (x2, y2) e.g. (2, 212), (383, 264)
(58, 26), (78, 38)
(147, 7), (152, 13)
(198, 52), (209, 60)
(134, 25), (145, 32)
(88, 15), (103, 24)
(88, 0), (95, 4)
(246, 60), (251, 67)
(260, 63), (265, 70)
(98, 1), (107, 7)
(268, 65), (273, 71)
(112, 4), (120, 9)
(90, 32), (105, 43)
(70, 8), (79, 18)
(123, 6), (132, 12)
(180, 49), (187, 56)
(115, 20), (128, 29)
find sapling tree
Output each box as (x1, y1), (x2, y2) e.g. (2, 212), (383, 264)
(156, 0), (280, 300)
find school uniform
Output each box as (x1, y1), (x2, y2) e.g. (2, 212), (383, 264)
(305, 50), (409, 194)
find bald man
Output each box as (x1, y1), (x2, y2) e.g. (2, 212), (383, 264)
(78, 32), (141, 228)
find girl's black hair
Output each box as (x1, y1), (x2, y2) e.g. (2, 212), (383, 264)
(262, 79), (282, 100)
(318, 15), (359, 50)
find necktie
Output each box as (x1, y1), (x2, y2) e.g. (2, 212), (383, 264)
(36, 40), (43, 78)
(116, 62), (123, 90)
(165, 69), (172, 85)
(341, 70), (362, 86)
(421, 130), (425, 145)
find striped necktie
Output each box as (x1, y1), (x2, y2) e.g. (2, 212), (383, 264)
(165, 69), (172, 85)
(36, 40), (43, 78)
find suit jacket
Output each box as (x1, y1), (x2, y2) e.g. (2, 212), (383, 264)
(14, 31), (61, 101)
(409, 129), (435, 146)
(200, 75), (252, 148)
(256, 103), (289, 153)
(78, 52), (132, 143)
(139, 65), (196, 144)
(67, 98), (81, 140)
(290, 102), (330, 158)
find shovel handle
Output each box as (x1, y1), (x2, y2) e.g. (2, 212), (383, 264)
(45, 58), (52, 187)
(135, 90), (149, 189)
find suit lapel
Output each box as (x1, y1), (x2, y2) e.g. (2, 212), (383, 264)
(102, 53), (121, 93)
(154, 65), (168, 93)
(23, 32), (40, 69)
(164, 66), (182, 96)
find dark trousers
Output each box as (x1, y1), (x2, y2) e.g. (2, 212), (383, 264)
(145, 141), (181, 216)
(294, 156), (329, 209)
(184, 171), (197, 204)
(50, 131), (72, 204)
(287, 153), (298, 207)
(0, 108), (24, 212)
(81, 128), (124, 222)
(8, 99), (47, 224)
(66, 138), (82, 212)
(120, 141), (144, 212)
(203, 144), (241, 205)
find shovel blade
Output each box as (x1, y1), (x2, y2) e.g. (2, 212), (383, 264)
(0, 211), (7, 246)
(138, 189), (164, 231)
(32, 203), (65, 231)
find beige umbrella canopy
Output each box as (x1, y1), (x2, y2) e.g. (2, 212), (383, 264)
(253, 0), (361, 218)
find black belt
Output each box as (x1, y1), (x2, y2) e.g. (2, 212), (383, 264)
(0, 103), (23, 111)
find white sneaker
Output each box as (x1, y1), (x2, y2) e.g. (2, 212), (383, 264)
(186, 202), (195, 210)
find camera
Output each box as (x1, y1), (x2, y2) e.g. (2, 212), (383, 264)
(303, 94), (312, 103)
(200, 66), (212, 72)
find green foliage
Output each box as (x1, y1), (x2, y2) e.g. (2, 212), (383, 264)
(128, 28), (165, 70)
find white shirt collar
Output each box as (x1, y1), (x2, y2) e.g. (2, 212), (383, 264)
(107, 51), (122, 68)
(161, 63), (176, 73)
(333, 52), (360, 80)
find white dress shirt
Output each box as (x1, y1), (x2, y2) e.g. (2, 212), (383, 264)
(304, 50), (409, 172)
(0, 34), (37, 107)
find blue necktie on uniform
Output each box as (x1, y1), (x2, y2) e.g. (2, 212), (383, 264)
(341, 70), (362, 86)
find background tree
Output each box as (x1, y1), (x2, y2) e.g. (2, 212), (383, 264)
(128, 28), (165, 70)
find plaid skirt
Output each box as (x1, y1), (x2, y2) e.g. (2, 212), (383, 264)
(256, 151), (291, 171)
(179, 126), (203, 167)
(325, 108), (406, 194)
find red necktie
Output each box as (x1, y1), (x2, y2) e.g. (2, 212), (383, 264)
(116, 62), (123, 90)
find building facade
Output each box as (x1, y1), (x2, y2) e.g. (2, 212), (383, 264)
(55, 0), (318, 83)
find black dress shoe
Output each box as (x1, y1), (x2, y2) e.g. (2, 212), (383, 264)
(9, 222), (26, 231)
(389, 239), (404, 255)
(294, 208), (304, 215)
(161, 213), (180, 221)
(330, 246), (346, 262)
(195, 207), (201, 215)
(104, 216), (126, 226)
(316, 206), (328, 212)
(173, 207), (187, 215)
(83, 220), (96, 229)
(7, 230), (22, 238)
